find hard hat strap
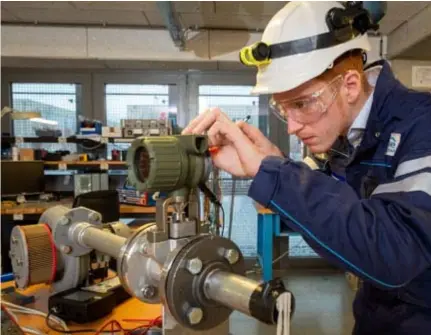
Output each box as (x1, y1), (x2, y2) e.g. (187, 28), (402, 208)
(269, 26), (360, 60)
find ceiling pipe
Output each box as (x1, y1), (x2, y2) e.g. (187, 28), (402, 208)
(156, 1), (186, 50)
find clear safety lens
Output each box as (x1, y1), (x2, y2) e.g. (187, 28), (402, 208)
(270, 75), (342, 125)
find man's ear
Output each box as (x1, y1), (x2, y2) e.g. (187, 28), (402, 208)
(343, 70), (363, 104)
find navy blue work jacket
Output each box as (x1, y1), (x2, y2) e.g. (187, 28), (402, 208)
(249, 61), (431, 334)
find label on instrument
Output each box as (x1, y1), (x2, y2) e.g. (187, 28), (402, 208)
(13, 214), (23, 221)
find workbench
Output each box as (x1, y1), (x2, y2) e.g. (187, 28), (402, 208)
(1, 199), (159, 218)
(1, 280), (161, 334)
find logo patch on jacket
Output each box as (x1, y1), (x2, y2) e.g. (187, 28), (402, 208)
(386, 133), (401, 156)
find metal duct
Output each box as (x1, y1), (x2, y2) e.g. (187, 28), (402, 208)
(156, 1), (185, 50)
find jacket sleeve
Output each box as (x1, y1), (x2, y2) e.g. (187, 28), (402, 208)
(248, 123), (431, 289)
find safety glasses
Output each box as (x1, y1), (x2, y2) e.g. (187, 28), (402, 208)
(269, 75), (343, 125)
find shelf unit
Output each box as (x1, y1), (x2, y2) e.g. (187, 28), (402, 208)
(1, 136), (131, 173)
(43, 161), (127, 170)
(1, 136), (136, 145)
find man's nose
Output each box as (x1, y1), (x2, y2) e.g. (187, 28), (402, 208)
(287, 117), (304, 135)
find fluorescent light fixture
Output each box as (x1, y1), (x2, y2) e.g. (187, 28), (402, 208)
(2, 106), (57, 125)
(11, 111), (42, 120)
(1, 106), (42, 120)
(29, 117), (58, 126)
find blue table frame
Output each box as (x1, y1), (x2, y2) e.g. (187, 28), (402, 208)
(257, 211), (283, 281)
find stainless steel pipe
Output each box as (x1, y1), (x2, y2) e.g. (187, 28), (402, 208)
(70, 223), (127, 258)
(204, 270), (260, 316)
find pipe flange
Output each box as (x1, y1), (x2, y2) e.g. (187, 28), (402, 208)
(165, 234), (245, 331)
(117, 223), (159, 303)
(52, 207), (102, 257)
(36, 205), (90, 293)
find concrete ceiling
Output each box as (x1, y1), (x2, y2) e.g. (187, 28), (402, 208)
(0, 1), (426, 34)
(1, 1), (431, 60)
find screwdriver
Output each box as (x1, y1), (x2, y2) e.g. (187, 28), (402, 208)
(208, 115), (251, 155)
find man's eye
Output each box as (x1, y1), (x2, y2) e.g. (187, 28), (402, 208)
(293, 101), (307, 109)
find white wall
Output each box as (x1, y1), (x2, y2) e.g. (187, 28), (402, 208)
(391, 59), (431, 90)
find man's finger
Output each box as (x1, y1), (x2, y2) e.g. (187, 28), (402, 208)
(182, 109), (210, 134)
(207, 120), (225, 147)
(191, 108), (232, 135)
(237, 121), (264, 143)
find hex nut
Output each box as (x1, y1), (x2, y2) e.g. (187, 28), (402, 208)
(59, 216), (70, 226)
(224, 249), (239, 265)
(187, 307), (203, 325)
(186, 258), (203, 275)
(60, 245), (72, 254)
(88, 212), (101, 222)
(141, 285), (156, 299)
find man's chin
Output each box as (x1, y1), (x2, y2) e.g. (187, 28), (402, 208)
(307, 143), (331, 154)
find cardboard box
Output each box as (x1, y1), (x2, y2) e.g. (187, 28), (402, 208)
(102, 126), (122, 138)
(19, 148), (34, 161)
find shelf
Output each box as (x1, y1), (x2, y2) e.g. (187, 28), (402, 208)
(43, 161), (128, 170)
(44, 170), (128, 176)
(1, 136), (136, 145)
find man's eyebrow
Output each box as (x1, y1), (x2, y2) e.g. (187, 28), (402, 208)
(274, 92), (313, 103)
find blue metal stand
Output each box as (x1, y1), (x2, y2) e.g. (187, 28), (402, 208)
(257, 212), (280, 281)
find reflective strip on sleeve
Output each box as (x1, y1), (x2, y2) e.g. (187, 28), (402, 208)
(395, 155), (431, 178)
(373, 172), (431, 197)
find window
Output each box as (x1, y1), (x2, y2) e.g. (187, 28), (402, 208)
(105, 84), (177, 157)
(11, 83), (79, 152)
(289, 235), (319, 257)
(199, 85), (261, 257)
(289, 136), (304, 161)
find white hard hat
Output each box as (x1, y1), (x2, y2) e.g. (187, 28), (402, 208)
(241, 1), (372, 95)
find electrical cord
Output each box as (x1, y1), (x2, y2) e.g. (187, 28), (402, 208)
(46, 310), (162, 335)
(3, 296), (161, 335)
(198, 182), (226, 237)
(78, 142), (105, 151)
(125, 316), (162, 335)
(2, 305), (43, 335)
(45, 312), (96, 333)
(2, 300), (69, 335)
(272, 250), (290, 265)
(227, 176), (236, 241)
(220, 204), (226, 237)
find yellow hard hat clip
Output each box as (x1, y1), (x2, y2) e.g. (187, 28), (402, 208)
(239, 42), (272, 67)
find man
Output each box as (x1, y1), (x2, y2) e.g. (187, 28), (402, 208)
(182, 2), (431, 334)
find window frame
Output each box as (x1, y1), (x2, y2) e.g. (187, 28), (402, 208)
(92, 71), (187, 127)
(1, 71), (91, 136)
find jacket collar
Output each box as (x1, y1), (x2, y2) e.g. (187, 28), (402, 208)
(326, 60), (401, 163)
(355, 60), (401, 154)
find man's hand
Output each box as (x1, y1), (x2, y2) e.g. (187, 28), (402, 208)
(236, 121), (284, 158)
(182, 108), (283, 178)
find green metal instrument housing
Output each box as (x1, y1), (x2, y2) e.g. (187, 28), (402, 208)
(127, 135), (210, 192)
